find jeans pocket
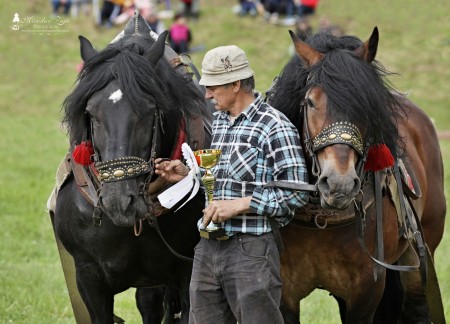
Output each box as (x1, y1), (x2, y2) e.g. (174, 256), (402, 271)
(238, 235), (268, 259)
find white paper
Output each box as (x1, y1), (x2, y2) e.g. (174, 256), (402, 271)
(157, 143), (201, 210)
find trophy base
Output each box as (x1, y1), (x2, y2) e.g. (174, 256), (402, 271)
(199, 227), (228, 240)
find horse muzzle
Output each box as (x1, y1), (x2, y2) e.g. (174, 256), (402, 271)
(98, 180), (148, 227)
(317, 168), (361, 210)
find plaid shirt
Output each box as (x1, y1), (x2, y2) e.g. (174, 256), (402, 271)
(200, 92), (308, 236)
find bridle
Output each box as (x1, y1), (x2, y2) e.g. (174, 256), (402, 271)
(300, 88), (368, 180)
(298, 88), (426, 278)
(88, 107), (163, 227)
(91, 109), (160, 184)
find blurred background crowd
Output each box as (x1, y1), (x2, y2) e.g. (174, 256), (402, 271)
(49, 0), (343, 55)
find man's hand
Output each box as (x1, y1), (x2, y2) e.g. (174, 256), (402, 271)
(155, 158), (189, 183)
(202, 197), (252, 228)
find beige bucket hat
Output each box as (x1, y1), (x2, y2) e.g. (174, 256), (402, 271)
(199, 45), (254, 86)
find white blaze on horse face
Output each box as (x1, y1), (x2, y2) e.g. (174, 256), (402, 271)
(109, 89), (123, 104)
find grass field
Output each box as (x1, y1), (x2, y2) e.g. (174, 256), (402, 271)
(0, 0), (449, 322)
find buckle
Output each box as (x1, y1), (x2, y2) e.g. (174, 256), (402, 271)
(200, 228), (228, 240)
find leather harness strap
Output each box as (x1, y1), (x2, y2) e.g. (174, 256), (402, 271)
(264, 180), (317, 192)
(67, 154), (99, 207)
(355, 168), (425, 277)
(373, 171), (384, 282)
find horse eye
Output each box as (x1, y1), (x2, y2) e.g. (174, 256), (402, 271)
(85, 109), (100, 125)
(307, 98), (315, 109)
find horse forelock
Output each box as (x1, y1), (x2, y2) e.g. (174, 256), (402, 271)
(274, 31), (405, 158)
(62, 35), (205, 146)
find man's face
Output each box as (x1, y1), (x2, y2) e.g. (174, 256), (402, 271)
(204, 84), (233, 113)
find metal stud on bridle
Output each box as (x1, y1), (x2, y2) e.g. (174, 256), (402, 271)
(312, 121), (364, 156)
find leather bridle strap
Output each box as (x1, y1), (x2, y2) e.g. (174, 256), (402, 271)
(146, 212), (194, 263)
(301, 102), (321, 177)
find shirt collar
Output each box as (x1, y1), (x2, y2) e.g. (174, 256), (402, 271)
(214, 92), (264, 122)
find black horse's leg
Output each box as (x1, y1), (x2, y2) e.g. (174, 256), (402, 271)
(76, 261), (115, 324)
(177, 282), (191, 324)
(373, 268), (404, 324)
(136, 286), (184, 324)
(280, 302), (300, 324)
(136, 287), (164, 324)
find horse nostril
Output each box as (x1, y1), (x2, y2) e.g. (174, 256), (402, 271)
(128, 194), (134, 206)
(353, 177), (361, 193)
(318, 176), (330, 193)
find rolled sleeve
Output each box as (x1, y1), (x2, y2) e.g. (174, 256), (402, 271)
(250, 184), (308, 217)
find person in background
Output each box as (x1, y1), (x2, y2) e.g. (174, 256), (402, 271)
(146, 12), (165, 34)
(71, 0), (90, 16)
(317, 16), (344, 37)
(179, 0), (200, 19)
(168, 13), (192, 54)
(51, 0), (72, 15)
(295, 16), (312, 40)
(155, 45), (308, 323)
(100, 0), (123, 27)
(297, 0), (319, 17)
(236, 0), (258, 17)
(282, 0), (318, 26)
(263, 0), (289, 24)
(113, 0), (157, 25)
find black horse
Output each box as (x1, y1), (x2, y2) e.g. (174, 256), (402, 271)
(52, 15), (212, 323)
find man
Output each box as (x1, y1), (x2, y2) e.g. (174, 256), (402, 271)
(155, 45), (308, 323)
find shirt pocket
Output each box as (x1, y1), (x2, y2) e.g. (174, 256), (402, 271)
(228, 143), (260, 182)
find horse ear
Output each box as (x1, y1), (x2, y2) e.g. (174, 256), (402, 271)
(143, 30), (168, 65)
(355, 27), (379, 63)
(289, 30), (324, 67)
(79, 35), (97, 62)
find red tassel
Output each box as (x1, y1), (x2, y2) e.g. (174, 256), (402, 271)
(170, 119), (186, 161)
(364, 144), (395, 171)
(73, 141), (94, 166)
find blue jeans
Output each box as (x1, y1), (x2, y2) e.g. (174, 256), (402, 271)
(189, 232), (283, 324)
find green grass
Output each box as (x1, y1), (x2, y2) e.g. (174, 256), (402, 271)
(0, 0), (448, 322)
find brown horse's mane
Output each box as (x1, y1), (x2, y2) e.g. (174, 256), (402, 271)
(272, 31), (407, 159)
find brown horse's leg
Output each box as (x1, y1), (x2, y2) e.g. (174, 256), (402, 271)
(343, 277), (385, 324)
(373, 268), (404, 324)
(397, 246), (430, 323)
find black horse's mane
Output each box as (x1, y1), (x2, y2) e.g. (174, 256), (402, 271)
(62, 34), (206, 146)
(273, 31), (406, 158)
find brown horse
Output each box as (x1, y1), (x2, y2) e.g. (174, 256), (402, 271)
(270, 28), (446, 323)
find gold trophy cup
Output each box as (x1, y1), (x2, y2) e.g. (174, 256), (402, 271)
(194, 149), (228, 240)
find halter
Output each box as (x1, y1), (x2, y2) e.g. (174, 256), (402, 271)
(90, 109), (161, 185)
(87, 108), (161, 228)
(301, 90), (367, 178)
